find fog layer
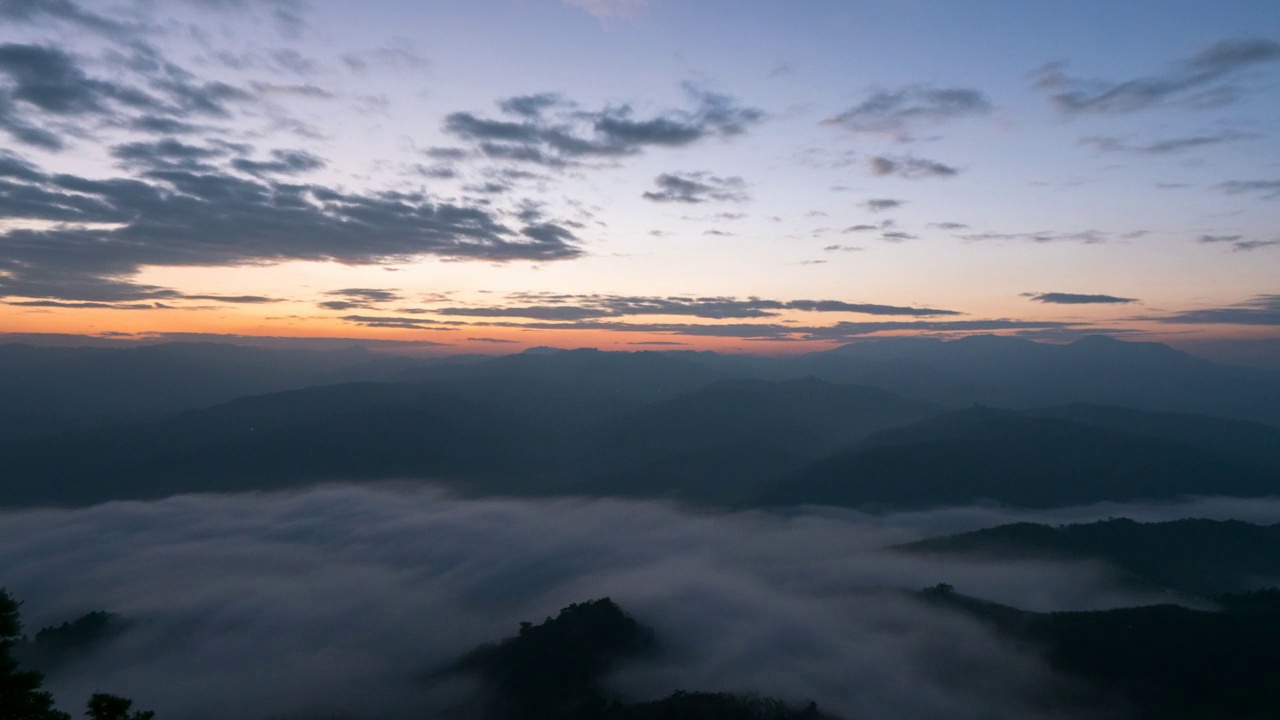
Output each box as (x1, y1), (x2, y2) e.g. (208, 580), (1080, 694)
(5, 486), (1278, 720)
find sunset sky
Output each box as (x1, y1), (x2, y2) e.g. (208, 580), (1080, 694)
(0, 0), (1277, 356)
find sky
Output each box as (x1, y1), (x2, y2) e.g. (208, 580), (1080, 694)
(0, 0), (1277, 355)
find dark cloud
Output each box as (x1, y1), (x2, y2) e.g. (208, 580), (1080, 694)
(419, 293), (960, 321)
(1025, 292), (1138, 305)
(641, 171), (748, 203)
(0, 40), (271, 150)
(413, 164), (457, 179)
(1079, 131), (1257, 155)
(861, 198), (904, 212)
(4, 299), (158, 310)
(497, 92), (566, 118)
(929, 222), (969, 230)
(0, 0), (135, 39)
(1146, 295), (1280, 325)
(326, 288), (402, 303)
(0, 42), (159, 148)
(231, 150), (324, 176)
(0, 154), (582, 302)
(868, 155), (960, 179)
(433, 318), (1075, 341)
(824, 86), (992, 140)
(443, 84), (763, 167)
(1032, 38), (1280, 114)
(823, 244), (863, 252)
(317, 288), (403, 312)
(110, 139), (227, 171)
(423, 147), (469, 161)
(127, 115), (203, 134)
(842, 224), (880, 233)
(1216, 180), (1280, 199)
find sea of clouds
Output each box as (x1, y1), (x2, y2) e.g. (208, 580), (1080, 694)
(4, 485), (1280, 720)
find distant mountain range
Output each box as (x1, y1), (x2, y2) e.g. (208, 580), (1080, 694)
(2, 335), (1279, 509)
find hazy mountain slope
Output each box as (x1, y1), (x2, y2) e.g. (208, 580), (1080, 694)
(397, 347), (745, 404)
(581, 377), (935, 503)
(788, 335), (1280, 426)
(902, 518), (1280, 596)
(760, 407), (1279, 509)
(0, 342), (428, 440)
(920, 586), (1280, 720)
(0, 381), (597, 506)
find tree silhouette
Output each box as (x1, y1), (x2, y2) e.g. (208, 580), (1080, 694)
(85, 695), (153, 720)
(0, 588), (70, 720)
(1, 589), (154, 720)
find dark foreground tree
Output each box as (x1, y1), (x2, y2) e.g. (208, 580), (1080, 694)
(1, 589), (153, 720)
(85, 695), (153, 720)
(0, 589), (70, 720)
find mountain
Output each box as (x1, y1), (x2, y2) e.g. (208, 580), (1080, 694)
(901, 518), (1280, 596)
(759, 406), (1280, 510)
(396, 348), (746, 405)
(787, 335), (1280, 427)
(0, 342), (429, 441)
(919, 585), (1280, 720)
(0, 375), (931, 508)
(440, 598), (836, 720)
(0, 381), (585, 506)
(580, 377), (934, 503)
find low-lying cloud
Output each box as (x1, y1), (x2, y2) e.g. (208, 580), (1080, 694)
(6, 486), (1268, 720)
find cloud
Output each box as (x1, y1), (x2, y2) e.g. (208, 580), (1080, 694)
(881, 231), (916, 243)
(958, 230), (1107, 244)
(641, 172), (749, 203)
(364, 317), (1076, 342)
(317, 288), (402, 310)
(443, 85), (763, 167)
(1146, 295), (1280, 325)
(424, 293), (961, 321)
(1079, 131), (1257, 155)
(861, 198), (904, 212)
(868, 155), (960, 179)
(1231, 240), (1279, 252)
(110, 139), (228, 171)
(929, 222), (968, 231)
(0, 40), (275, 150)
(327, 288), (402, 303)
(1216, 180), (1280, 199)
(0, 153), (582, 302)
(341, 46), (429, 74)
(2, 486), (1224, 720)
(562, 0), (647, 18)
(0, 0), (136, 39)
(1024, 292), (1138, 305)
(824, 86), (992, 140)
(1032, 38), (1280, 114)
(250, 82), (334, 100)
(1197, 234), (1277, 252)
